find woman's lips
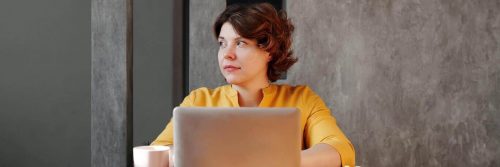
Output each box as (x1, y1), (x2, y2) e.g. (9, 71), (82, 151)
(224, 65), (241, 72)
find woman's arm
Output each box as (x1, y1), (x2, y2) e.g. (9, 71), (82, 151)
(301, 86), (355, 166)
(301, 143), (341, 167)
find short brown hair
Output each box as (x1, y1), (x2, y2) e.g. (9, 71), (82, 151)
(213, 3), (297, 82)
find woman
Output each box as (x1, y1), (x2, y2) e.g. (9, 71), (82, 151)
(152, 3), (355, 167)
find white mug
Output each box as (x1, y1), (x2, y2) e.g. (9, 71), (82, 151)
(133, 145), (170, 167)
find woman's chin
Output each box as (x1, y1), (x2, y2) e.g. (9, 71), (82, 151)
(224, 77), (243, 85)
(225, 79), (239, 85)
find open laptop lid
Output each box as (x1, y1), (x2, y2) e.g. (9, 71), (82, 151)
(173, 107), (301, 167)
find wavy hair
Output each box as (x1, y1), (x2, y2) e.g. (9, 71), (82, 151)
(213, 3), (297, 82)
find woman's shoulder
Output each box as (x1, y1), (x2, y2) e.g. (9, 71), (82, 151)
(274, 84), (317, 95)
(272, 84), (323, 108)
(179, 85), (231, 106)
(275, 84), (326, 109)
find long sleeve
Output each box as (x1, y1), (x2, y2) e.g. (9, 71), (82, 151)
(302, 87), (355, 167)
(150, 92), (195, 146)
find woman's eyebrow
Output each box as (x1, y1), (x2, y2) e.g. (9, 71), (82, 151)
(218, 36), (244, 41)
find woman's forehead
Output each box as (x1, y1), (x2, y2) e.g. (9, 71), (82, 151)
(219, 23), (241, 40)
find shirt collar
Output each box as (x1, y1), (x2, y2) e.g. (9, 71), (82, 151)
(224, 83), (276, 97)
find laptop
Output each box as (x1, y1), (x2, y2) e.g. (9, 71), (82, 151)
(173, 107), (301, 167)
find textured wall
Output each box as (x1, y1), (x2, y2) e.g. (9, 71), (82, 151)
(189, 0), (500, 166)
(91, 0), (133, 166)
(188, 0), (226, 91)
(286, 0), (500, 166)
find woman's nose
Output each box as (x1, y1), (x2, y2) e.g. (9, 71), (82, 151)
(224, 46), (236, 60)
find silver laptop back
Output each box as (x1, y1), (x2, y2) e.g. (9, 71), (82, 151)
(173, 107), (301, 167)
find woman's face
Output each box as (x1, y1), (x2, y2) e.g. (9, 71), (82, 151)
(217, 22), (271, 85)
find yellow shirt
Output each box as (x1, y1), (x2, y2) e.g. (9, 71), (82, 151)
(151, 84), (355, 166)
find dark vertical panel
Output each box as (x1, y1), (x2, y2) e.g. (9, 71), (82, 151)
(0, 0), (90, 166)
(91, 0), (133, 166)
(133, 0), (176, 146)
(182, 0), (190, 96)
(173, 0), (186, 103)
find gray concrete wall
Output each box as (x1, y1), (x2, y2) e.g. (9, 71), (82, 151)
(188, 0), (226, 90)
(91, 0), (133, 166)
(286, 0), (500, 166)
(0, 0), (90, 166)
(189, 0), (500, 166)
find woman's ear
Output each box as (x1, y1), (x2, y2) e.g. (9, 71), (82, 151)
(266, 53), (272, 62)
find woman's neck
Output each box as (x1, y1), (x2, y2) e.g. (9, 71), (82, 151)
(231, 79), (270, 107)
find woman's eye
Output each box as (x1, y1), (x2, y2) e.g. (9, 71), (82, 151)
(218, 41), (226, 48)
(237, 41), (247, 47)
